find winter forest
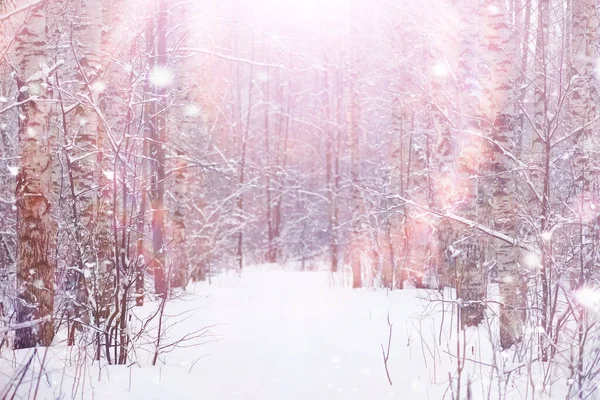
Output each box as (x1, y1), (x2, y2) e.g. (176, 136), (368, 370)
(0, 0), (599, 398)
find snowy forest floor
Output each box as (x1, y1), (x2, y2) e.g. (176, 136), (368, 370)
(1, 264), (568, 399)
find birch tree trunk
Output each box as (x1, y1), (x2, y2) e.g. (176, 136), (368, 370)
(347, 68), (363, 289)
(487, 0), (524, 348)
(324, 66), (340, 273)
(150, 0), (168, 297)
(67, 0), (104, 343)
(571, 0), (598, 286)
(14, 1), (55, 349)
(532, 0), (552, 360)
(454, 0), (486, 327)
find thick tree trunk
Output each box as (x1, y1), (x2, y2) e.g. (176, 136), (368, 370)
(571, 0), (598, 284)
(486, 0), (524, 348)
(14, 1), (56, 349)
(453, 0), (487, 328)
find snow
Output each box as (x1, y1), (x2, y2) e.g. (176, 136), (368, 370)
(6, 165), (18, 176)
(149, 66), (174, 88)
(103, 170), (115, 181)
(183, 103), (201, 118)
(523, 251), (541, 269)
(91, 81), (107, 93)
(431, 62), (448, 77)
(0, 265), (568, 399)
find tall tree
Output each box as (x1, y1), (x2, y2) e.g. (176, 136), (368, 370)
(347, 66), (363, 288)
(486, 0), (524, 348)
(149, 0), (168, 297)
(14, 1), (56, 349)
(66, 0), (104, 344)
(532, 0), (552, 360)
(453, 0), (487, 327)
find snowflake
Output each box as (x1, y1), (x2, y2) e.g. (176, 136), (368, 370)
(523, 251), (541, 269)
(103, 170), (115, 181)
(7, 165), (18, 176)
(91, 81), (106, 93)
(487, 5), (499, 14)
(184, 103), (201, 118)
(432, 62), (448, 77)
(541, 231), (552, 242)
(149, 66), (173, 88)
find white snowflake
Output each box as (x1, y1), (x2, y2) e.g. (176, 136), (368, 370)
(523, 251), (541, 269)
(103, 170), (115, 181)
(487, 5), (499, 14)
(431, 62), (448, 77)
(7, 165), (18, 176)
(541, 231), (552, 242)
(91, 81), (106, 93)
(184, 103), (201, 118)
(149, 66), (173, 88)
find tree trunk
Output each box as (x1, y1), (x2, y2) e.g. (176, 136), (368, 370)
(171, 152), (188, 289)
(532, 0), (551, 361)
(67, 0), (104, 344)
(150, 0), (168, 298)
(347, 67), (363, 288)
(486, 0), (524, 348)
(14, 1), (55, 349)
(454, 0), (487, 328)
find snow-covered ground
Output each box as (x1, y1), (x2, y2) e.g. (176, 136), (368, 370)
(1, 265), (566, 399)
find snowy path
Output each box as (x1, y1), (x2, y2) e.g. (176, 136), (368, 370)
(134, 267), (444, 400)
(2, 266), (463, 399)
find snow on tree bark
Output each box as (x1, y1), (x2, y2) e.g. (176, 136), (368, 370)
(570, 0), (598, 286)
(532, 0), (552, 360)
(14, 0), (56, 349)
(150, 0), (169, 298)
(486, 0), (525, 348)
(347, 67), (363, 289)
(452, 0), (487, 327)
(66, 0), (104, 342)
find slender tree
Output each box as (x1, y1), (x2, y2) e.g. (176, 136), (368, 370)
(149, 0), (168, 297)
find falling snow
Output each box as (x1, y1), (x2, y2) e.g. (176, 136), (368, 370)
(149, 66), (174, 87)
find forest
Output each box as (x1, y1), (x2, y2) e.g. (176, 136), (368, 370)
(0, 0), (599, 398)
